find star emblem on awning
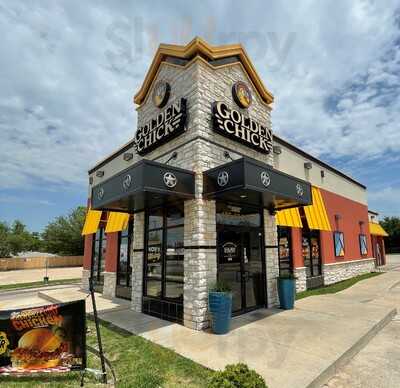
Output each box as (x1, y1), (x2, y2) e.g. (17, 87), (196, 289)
(163, 172), (177, 188)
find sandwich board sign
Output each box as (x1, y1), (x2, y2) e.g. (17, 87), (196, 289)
(0, 300), (86, 374)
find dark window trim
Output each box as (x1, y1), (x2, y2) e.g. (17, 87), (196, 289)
(116, 220), (134, 287)
(91, 227), (106, 284)
(143, 206), (184, 301)
(277, 226), (294, 276)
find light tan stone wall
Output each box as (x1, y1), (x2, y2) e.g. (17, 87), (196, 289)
(183, 199), (217, 330)
(263, 209), (279, 307)
(323, 258), (375, 285)
(102, 271), (117, 298)
(294, 267), (307, 292)
(131, 211), (145, 312)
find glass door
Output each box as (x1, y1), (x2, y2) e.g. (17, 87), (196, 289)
(242, 229), (265, 311)
(302, 230), (323, 288)
(217, 226), (265, 314)
(116, 220), (133, 300)
(218, 228), (243, 313)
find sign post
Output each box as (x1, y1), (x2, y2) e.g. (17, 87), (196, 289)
(88, 277), (107, 384)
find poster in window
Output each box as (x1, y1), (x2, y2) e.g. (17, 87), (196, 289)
(0, 300), (86, 374)
(220, 242), (239, 264)
(334, 232), (345, 257)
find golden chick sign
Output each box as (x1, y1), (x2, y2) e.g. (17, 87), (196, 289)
(212, 101), (273, 154)
(0, 300), (86, 374)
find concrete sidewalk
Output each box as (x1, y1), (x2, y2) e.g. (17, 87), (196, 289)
(38, 270), (400, 388)
(0, 266), (82, 285)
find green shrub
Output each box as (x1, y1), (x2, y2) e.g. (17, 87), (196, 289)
(209, 280), (232, 293)
(208, 363), (267, 388)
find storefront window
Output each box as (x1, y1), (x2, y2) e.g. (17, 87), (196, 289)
(92, 228), (106, 286)
(334, 231), (345, 257)
(359, 234), (368, 256)
(117, 220), (133, 288)
(278, 226), (293, 277)
(143, 205), (184, 322)
(302, 230), (321, 279)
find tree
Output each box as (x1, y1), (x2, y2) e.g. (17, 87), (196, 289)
(380, 216), (400, 253)
(42, 206), (86, 255)
(0, 220), (43, 257)
(0, 221), (11, 257)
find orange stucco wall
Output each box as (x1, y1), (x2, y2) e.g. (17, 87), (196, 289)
(105, 232), (119, 272)
(83, 234), (93, 270)
(291, 188), (372, 269)
(319, 188), (372, 264)
(291, 227), (303, 267)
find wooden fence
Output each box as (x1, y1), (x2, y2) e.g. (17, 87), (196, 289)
(0, 256), (83, 271)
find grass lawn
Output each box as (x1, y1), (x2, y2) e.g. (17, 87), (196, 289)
(296, 271), (383, 300)
(0, 278), (81, 291)
(0, 319), (212, 388)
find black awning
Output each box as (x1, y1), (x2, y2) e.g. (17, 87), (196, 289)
(91, 159), (195, 212)
(203, 157), (311, 210)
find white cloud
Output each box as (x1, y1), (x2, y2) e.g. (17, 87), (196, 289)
(0, 0), (399, 214)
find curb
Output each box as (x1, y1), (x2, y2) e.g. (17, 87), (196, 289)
(307, 307), (397, 388)
(37, 290), (63, 304)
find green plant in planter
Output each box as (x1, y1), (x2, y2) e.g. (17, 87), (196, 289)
(208, 363), (267, 388)
(209, 280), (232, 293)
(277, 273), (298, 280)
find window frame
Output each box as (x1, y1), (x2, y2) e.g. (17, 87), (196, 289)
(117, 219), (134, 287)
(91, 227), (106, 284)
(144, 206), (184, 302)
(359, 234), (368, 256)
(277, 226), (294, 277)
(334, 231), (345, 257)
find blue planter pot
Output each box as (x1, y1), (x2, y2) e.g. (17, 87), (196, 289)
(278, 278), (296, 309)
(208, 292), (232, 334)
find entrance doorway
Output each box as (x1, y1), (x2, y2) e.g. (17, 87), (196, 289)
(216, 206), (266, 315)
(302, 230), (323, 289)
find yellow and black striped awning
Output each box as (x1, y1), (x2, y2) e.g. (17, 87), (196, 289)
(369, 222), (388, 237)
(276, 208), (303, 228)
(81, 210), (102, 235)
(105, 212), (130, 233)
(303, 186), (331, 231)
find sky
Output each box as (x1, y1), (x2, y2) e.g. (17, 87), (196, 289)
(0, 0), (399, 232)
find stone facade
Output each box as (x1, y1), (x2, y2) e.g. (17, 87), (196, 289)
(323, 258), (375, 285)
(263, 209), (279, 307)
(183, 199), (217, 330)
(81, 268), (90, 291)
(102, 272), (117, 298)
(294, 267), (307, 292)
(131, 211), (145, 312)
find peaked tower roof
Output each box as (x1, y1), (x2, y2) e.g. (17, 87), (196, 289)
(133, 37), (274, 105)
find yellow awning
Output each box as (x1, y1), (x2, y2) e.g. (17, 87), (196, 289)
(276, 208), (303, 228)
(105, 212), (130, 233)
(81, 210), (102, 235)
(303, 187), (331, 231)
(369, 222), (388, 237)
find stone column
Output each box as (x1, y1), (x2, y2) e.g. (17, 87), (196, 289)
(131, 211), (145, 312)
(183, 198), (217, 330)
(263, 209), (279, 307)
(103, 272), (117, 298)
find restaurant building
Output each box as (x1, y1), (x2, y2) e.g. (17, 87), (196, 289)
(81, 37), (388, 330)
